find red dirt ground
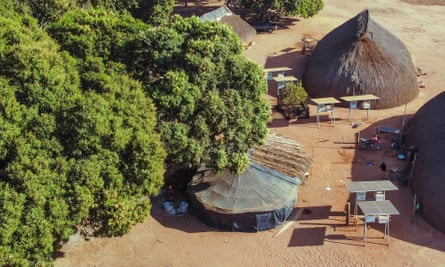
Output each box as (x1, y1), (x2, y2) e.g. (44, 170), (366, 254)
(56, 1), (445, 266)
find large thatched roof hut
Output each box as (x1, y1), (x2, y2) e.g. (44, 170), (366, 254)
(302, 9), (418, 109)
(187, 134), (312, 232)
(405, 92), (445, 234)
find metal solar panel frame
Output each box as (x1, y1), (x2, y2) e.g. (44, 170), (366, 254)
(346, 180), (398, 193)
(358, 200), (400, 216)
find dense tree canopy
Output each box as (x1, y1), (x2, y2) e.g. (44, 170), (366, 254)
(230, 0), (324, 19)
(0, 11), (165, 265)
(48, 11), (271, 173)
(1, 1), (271, 265)
(18, 0), (175, 26)
(136, 16), (271, 172)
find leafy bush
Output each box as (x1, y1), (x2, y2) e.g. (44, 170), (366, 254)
(278, 81), (309, 119)
(279, 81), (308, 106)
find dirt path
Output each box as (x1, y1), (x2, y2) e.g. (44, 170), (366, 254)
(56, 1), (445, 266)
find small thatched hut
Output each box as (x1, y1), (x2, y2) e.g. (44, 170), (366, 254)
(200, 6), (256, 45)
(302, 9), (418, 109)
(405, 92), (445, 234)
(187, 134), (312, 232)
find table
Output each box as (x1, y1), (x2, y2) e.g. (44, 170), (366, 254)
(310, 97), (341, 128)
(346, 180), (398, 194)
(273, 76), (298, 96)
(340, 94), (380, 123)
(345, 180), (398, 228)
(358, 200), (400, 246)
(263, 67), (293, 96)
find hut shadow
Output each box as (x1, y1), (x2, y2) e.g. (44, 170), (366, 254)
(150, 172), (217, 233)
(350, 115), (445, 252)
(53, 250), (65, 259)
(264, 51), (310, 81)
(297, 205), (332, 220)
(267, 118), (289, 128)
(292, 206), (382, 246)
(296, 205), (354, 232)
(150, 194), (217, 233)
(267, 108), (289, 128)
(288, 227), (326, 246)
(275, 17), (301, 30)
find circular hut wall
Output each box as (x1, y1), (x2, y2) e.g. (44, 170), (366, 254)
(405, 92), (445, 234)
(302, 9), (418, 109)
(188, 195), (296, 232)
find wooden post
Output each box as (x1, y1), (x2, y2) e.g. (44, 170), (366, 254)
(408, 154), (417, 187)
(411, 193), (417, 224)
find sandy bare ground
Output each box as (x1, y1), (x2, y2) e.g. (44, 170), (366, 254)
(56, 1), (445, 266)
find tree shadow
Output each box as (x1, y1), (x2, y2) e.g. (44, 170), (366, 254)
(150, 189), (218, 233)
(265, 51), (310, 80)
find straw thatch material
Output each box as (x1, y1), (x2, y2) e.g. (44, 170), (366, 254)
(250, 134), (313, 181)
(302, 9), (418, 109)
(405, 92), (445, 234)
(220, 15), (256, 44)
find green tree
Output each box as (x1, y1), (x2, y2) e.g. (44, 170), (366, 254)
(59, 72), (166, 235)
(134, 16), (271, 172)
(24, 0), (77, 26)
(238, 0), (324, 19)
(48, 8), (167, 233)
(0, 15), (79, 264)
(278, 81), (308, 119)
(1, 10), (165, 264)
(49, 11), (271, 173)
(130, 0), (175, 25)
(280, 81), (308, 106)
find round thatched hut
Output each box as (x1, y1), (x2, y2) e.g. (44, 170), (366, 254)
(302, 9), (418, 109)
(187, 134), (313, 232)
(405, 92), (445, 234)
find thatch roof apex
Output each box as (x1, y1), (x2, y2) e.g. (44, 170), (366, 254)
(302, 9), (418, 109)
(355, 9), (369, 40)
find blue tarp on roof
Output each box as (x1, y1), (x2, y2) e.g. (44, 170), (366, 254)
(188, 163), (302, 232)
(200, 5), (232, 21)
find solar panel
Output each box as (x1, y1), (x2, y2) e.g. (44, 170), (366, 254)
(358, 200), (400, 216)
(346, 180), (398, 193)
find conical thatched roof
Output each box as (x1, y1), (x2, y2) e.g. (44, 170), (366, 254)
(405, 92), (445, 234)
(302, 9), (418, 109)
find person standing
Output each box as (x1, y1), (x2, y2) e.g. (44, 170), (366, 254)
(167, 185), (175, 202)
(379, 162), (387, 179)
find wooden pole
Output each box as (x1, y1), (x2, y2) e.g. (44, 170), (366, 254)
(411, 193), (417, 224)
(408, 153), (417, 187)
